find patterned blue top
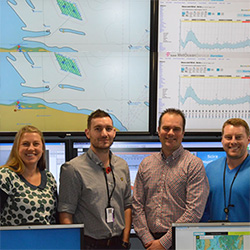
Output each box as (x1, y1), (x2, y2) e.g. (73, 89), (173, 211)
(0, 167), (58, 225)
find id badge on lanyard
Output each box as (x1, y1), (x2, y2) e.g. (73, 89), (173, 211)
(105, 207), (115, 223)
(103, 165), (116, 223)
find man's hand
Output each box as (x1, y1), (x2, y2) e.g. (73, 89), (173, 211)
(145, 240), (165, 250)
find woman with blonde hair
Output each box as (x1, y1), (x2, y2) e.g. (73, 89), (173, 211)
(0, 125), (58, 225)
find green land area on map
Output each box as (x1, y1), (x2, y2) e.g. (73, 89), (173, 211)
(196, 235), (243, 250)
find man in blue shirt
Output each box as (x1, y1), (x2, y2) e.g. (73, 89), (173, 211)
(202, 118), (250, 222)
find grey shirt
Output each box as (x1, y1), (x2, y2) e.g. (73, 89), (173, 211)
(58, 148), (132, 239)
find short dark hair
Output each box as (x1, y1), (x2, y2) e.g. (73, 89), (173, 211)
(158, 108), (186, 131)
(87, 109), (113, 129)
(222, 118), (250, 136)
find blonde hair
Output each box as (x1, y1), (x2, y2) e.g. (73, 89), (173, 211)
(1, 125), (46, 174)
(222, 118), (250, 137)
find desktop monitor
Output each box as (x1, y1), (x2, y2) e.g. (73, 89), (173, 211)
(183, 141), (226, 168)
(0, 142), (66, 187)
(72, 140), (229, 191)
(0, 224), (84, 250)
(73, 141), (162, 191)
(172, 222), (250, 250)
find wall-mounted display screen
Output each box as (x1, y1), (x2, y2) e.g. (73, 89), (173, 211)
(0, 142), (66, 186)
(157, 0), (250, 132)
(0, 0), (150, 133)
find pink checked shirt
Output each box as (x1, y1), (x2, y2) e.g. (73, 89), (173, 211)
(132, 145), (209, 249)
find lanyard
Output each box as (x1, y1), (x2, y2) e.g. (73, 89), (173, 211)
(223, 154), (249, 221)
(86, 151), (116, 207)
(103, 165), (116, 208)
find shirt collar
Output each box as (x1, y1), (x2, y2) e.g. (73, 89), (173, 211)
(87, 148), (115, 168)
(161, 144), (184, 161)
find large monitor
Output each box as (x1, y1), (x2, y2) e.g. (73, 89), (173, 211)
(73, 141), (160, 191)
(72, 140), (230, 191)
(0, 0), (151, 133)
(0, 224), (84, 250)
(0, 142), (66, 186)
(157, 0), (250, 133)
(172, 222), (250, 250)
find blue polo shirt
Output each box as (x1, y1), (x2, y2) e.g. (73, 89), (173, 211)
(201, 155), (250, 222)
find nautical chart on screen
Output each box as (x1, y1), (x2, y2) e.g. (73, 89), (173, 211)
(0, 0), (150, 132)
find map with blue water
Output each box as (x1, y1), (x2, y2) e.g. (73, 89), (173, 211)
(196, 235), (244, 250)
(0, 0), (150, 132)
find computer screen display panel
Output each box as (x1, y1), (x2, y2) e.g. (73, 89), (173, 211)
(72, 141), (231, 191)
(73, 141), (162, 191)
(0, 142), (66, 187)
(157, 0), (250, 133)
(172, 222), (250, 250)
(0, 224), (84, 250)
(0, 0), (150, 133)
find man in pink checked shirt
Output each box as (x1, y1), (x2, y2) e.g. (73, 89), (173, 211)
(132, 108), (209, 250)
